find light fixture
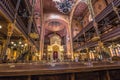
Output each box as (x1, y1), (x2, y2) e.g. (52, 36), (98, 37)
(14, 44), (16, 46)
(0, 25), (2, 29)
(21, 45), (24, 47)
(11, 41), (14, 44)
(52, 0), (74, 14)
(19, 41), (22, 44)
(24, 43), (28, 46)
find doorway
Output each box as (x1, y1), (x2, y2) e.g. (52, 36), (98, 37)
(53, 51), (58, 60)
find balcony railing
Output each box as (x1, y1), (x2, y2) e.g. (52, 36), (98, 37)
(75, 27), (120, 51)
(73, 0), (120, 51)
(0, 0), (39, 50)
(73, 0), (120, 41)
(0, 0), (15, 21)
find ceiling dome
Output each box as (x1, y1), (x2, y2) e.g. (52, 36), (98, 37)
(45, 20), (65, 32)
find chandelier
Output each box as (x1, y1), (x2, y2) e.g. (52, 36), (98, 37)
(52, 0), (74, 14)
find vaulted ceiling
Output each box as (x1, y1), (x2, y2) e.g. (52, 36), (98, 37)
(31, 0), (87, 37)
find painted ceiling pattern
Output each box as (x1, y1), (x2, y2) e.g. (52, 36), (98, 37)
(30, 0), (87, 37)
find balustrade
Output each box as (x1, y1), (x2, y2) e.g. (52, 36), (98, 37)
(73, 0), (120, 51)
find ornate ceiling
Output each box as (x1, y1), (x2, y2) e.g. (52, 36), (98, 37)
(31, 0), (87, 37)
(73, 2), (87, 17)
(45, 21), (65, 32)
(43, 0), (60, 13)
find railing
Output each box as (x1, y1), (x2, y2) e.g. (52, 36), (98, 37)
(0, 0), (28, 32)
(75, 27), (120, 51)
(101, 27), (120, 42)
(0, 0), (39, 51)
(16, 49), (29, 62)
(73, 0), (120, 51)
(16, 15), (28, 33)
(0, 0), (15, 21)
(95, 2), (112, 22)
(73, 0), (120, 41)
(96, 0), (120, 22)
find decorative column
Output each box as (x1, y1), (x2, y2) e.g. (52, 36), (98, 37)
(87, 0), (100, 38)
(69, 0), (81, 60)
(67, 19), (74, 60)
(2, 0), (21, 60)
(28, 0), (35, 34)
(39, 0), (44, 60)
(2, 23), (14, 59)
(97, 41), (104, 58)
(87, 0), (110, 59)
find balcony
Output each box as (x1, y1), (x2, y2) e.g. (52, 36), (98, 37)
(73, 0), (120, 51)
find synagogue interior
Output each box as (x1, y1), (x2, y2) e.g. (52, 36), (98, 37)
(0, 0), (120, 80)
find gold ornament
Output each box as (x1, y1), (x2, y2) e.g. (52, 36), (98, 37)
(29, 32), (39, 39)
(91, 36), (100, 41)
(7, 23), (14, 36)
